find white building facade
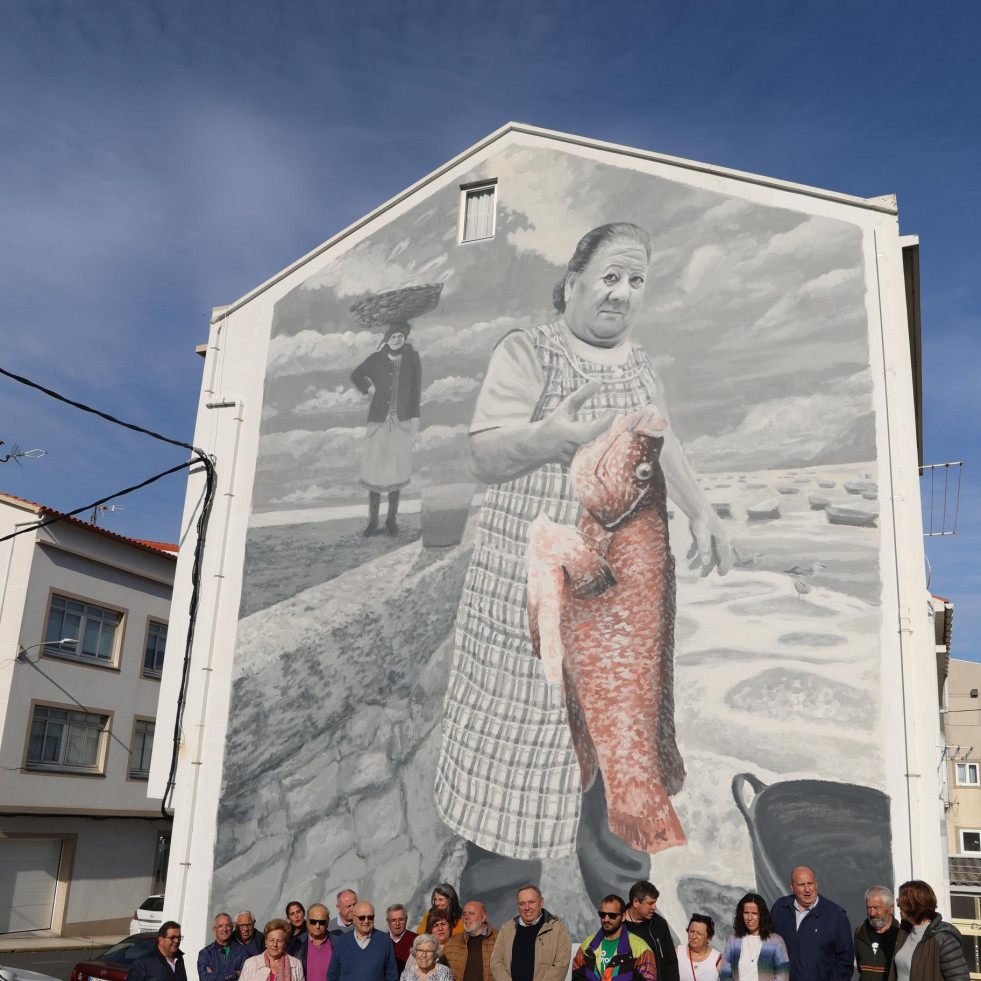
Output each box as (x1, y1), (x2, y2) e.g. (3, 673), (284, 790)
(0, 493), (174, 935)
(151, 124), (945, 955)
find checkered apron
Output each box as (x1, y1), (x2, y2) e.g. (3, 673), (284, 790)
(434, 322), (662, 859)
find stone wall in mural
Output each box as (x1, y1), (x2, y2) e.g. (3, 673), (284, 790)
(211, 144), (889, 942)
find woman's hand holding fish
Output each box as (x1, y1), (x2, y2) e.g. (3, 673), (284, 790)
(687, 507), (732, 577)
(534, 381), (616, 466)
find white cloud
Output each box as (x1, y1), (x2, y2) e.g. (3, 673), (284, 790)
(412, 315), (521, 359)
(294, 386), (365, 415)
(266, 329), (377, 377)
(422, 375), (481, 403)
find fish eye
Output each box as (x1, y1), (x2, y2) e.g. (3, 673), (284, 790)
(634, 462), (654, 481)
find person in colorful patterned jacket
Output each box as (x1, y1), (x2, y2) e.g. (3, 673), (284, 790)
(572, 895), (657, 981)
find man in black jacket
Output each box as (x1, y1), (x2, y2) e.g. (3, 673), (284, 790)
(623, 881), (679, 981)
(129, 921), (188, 981)
(854, 886), (900, 981)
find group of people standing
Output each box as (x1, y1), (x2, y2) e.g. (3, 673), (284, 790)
(124, 867), (971, 981)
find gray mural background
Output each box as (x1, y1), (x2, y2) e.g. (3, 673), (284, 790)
(212, 144), (888, 943)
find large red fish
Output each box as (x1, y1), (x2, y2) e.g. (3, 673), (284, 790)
(526, 406), (685, 854)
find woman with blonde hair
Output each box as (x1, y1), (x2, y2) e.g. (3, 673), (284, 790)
(240, 918), (305, 981)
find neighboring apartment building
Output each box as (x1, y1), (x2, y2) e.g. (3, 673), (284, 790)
(0, 492), (174, 936)
(941, 645), (981, 975)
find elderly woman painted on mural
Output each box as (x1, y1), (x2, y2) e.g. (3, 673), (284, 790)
(434, 222), (730, 893)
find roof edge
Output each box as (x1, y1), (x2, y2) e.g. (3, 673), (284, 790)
(212, 120), (900, 324)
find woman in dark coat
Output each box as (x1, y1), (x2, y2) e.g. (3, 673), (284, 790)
(888, 880), (969, 981)
(350, 320), (422, 535)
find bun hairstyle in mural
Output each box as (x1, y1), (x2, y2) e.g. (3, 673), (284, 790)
(207, 133), (917, 944)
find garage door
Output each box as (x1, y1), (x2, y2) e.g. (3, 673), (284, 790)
(0, 839), (62, 933)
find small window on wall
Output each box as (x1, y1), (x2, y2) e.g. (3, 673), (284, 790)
(957, 762), (980, 786)
(460, 181), (497, 243)
(961, 830), (981, 854)
(129, 719), (154, 779)
(951, 893), (979, 920)
(44, 593), (122, 667)
(144, 621), (167, 678)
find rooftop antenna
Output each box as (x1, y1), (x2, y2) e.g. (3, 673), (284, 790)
(0, 441), (47, 466)
(91, 503), (125, 525)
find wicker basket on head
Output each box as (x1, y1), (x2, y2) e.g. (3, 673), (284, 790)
(350, 283), (443, 329)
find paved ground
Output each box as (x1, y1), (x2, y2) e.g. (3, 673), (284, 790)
(1, 947), (98, 980)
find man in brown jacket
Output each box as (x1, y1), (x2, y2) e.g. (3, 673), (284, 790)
(490, 886), (571, 981)
(444, 903), (499, 981)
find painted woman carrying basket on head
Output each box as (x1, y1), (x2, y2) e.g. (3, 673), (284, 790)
(350, 284), (439, 536)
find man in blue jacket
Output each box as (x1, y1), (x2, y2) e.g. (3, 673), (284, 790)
(199, 913), (248, 981)
(771, 867), (854, 981)
(130, 921), (188, 981)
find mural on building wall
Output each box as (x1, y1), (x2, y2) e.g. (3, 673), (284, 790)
(214, 142), (891, 941)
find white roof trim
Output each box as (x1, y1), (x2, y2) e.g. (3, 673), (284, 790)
(212, 121), (899, 324)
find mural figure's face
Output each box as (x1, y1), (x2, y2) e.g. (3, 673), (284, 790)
(687, 922), (710, 953)
(287, 903), (305, 928)
(741, 903), (760, 936)
(866, 896), (894, 932)
(599, 903), (624, 937)
(387, 909), (408, 937)
(353, 903), (376, 938)
(563, 238), (649, 348)
(790, 868), (818, 909)
(432, 892), (450, 911)
(387, 331), (406, 351)
(631, 895), (657, 921)
(213, 916), (233, 944)
(236, 915), (255, 941)
(517, 888), (544, 925)
(338, 891), (357, 923)
(308, 906), (329, 941)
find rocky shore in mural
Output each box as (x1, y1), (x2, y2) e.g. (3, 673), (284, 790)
(212, 458), (886, 941)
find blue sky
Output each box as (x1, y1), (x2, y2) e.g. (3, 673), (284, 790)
(1, 0), (978, 655)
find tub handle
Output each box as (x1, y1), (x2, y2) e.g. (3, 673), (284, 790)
(732, 772), (767, 820)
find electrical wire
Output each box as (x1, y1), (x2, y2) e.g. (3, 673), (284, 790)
(0, 365), (217, 820)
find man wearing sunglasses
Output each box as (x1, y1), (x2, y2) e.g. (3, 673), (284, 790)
(572, 896), (657, 981)
(327, 902), (398, 981)
(290, 904), (334, 981)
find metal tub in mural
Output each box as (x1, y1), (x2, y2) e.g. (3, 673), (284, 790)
(212, 139), (897, 940)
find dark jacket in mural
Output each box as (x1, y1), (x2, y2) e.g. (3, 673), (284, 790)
(886, 916), (970, 981)
(854, 918), (899, 981)
(770, 896), (853, 981)
(350, 347), (422, 423)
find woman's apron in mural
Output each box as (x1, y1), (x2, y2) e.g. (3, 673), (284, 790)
(434, 321), (682, 860)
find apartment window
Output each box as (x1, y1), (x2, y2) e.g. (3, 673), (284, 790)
(957, 762), (980, 787)
(144, 621), (167, 678)
(44, 594), (122, 666)
(460, 182), (496, 242)
(130, 720), (154, 779)
(27, 705), (108, 773)
(951, 893), (979, 920)
(961, 830), (981, 854)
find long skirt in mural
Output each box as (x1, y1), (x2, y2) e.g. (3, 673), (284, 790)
(359, 416), (415, 492)
(434, 321), (682, 860)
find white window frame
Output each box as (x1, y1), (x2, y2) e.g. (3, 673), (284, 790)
(459, 180), (497, 243)
(25, 702), (110, 775)
(142, 620), (167, 679)
(961, 829), (981, 854)
(957, 762), (980, 787)
(43, 592), (123, 668)
(129, 718), (155, 780)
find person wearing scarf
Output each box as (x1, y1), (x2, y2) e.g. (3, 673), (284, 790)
(240, 918), (305, 981)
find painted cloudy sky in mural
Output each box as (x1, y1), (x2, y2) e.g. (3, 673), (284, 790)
(255, 144), (873, 512)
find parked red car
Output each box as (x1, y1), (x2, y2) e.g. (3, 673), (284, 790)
(71, 933), (160, 981)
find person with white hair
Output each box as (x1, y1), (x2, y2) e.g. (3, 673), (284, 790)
(855, 886), (900, 981)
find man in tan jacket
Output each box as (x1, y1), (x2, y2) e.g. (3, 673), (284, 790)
(490, 887), (570, 981)
(444, 903), (499, 981)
